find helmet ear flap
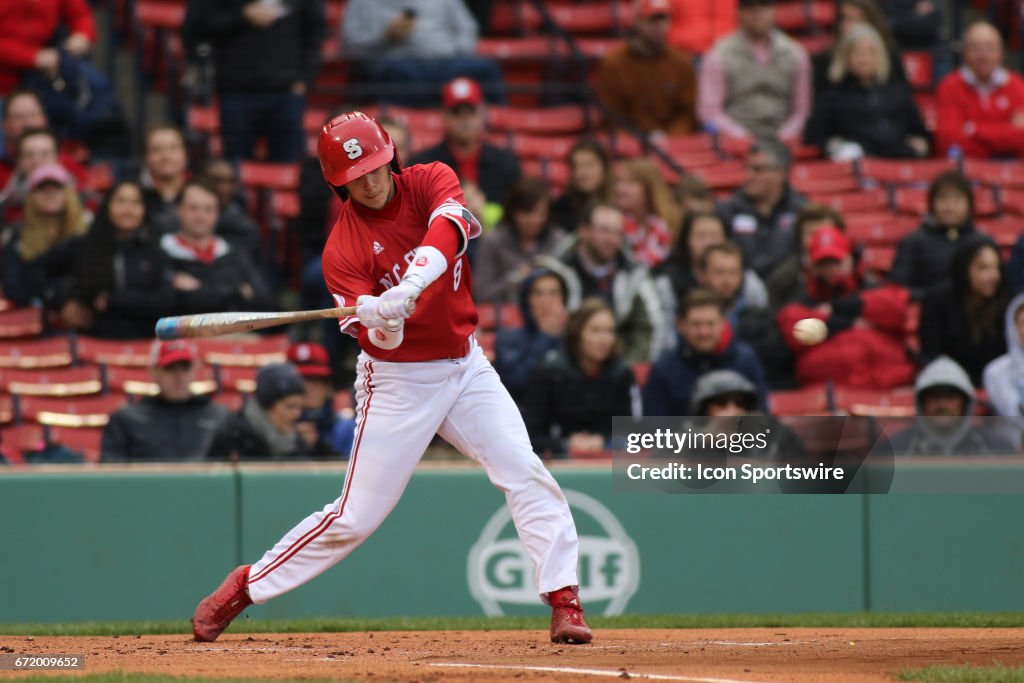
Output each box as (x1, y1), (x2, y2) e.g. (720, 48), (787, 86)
(329, 182), (349, 202)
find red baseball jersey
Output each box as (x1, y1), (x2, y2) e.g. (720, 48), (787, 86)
(322, 162), (480, 362)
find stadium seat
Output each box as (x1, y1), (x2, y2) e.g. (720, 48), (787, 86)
(238, 162), (301, 191)
(861, 246), (896, 274)
(488, 106), (589, 136)
(832, 385), (916, 416)
(75, 337), (153, 367)
(104, 365), (216, 396)
(792, 175), (861, 195)
(46, 425), (105, 463)
(505, 133), (577, 161)
(547, 2), (627, 34)
(964, 160), (1024, 190)
(690, 162), (747, 191)
(844, 213), (918, 246)
(859, 158), (956, 186)
(0, 338), (74, 369)
(0, 308), (44, 338)
(196, 336), (289, 367)
(767, 385), (830, 415)
(999, 188), (1024, 216)
(810, 188), (890, 214)
(975, 217), (1024, 247)
(0, 367), (103, 397)
(476, 330), (496, 361)
(213, 392), (245, 412)
(272, 191), (302, 220)
(17, 395), (128, 428)
(216, 366), (258, 394)
(0, 395), (13, 423)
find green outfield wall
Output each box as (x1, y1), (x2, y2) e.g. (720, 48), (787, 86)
(1, 464), (1022, 623)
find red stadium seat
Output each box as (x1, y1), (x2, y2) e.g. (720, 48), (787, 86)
(238, 162), (301, 190)
(861, 246), (896, 274)
(505, 134), (577, 161)
(792, 159), (856, 181)
(135, 0), (185, 29)
(0, 394), (14, 423)
(976, 217), (1024, 247)
(213, 392), (245, 412)
(0, 308), (44, 338)
(488, 106), (589, 135)
(999, 188), (1024, 216)
(547, 2), (627, 34)
(45, 425), (105, 463)
(105, 365), (216, 396)
(196, 336), (289, 367)
(272, 191), (302, 219)
(17, 395), (128, 428)
(0, 367), (102, 397)
(810, 188), (890, 214)
(658, 134), (715, 155)
(690, 162), (747, 191)
(792, 175), (861, 195)
(216, 366), (258, 394)
(75, 337), (153, 367)
(832, 385), (916, 416)
(0, 338), (74, 369)
(844, 213), (918, 245)
(965, 160), (1024, 190)
(768, 385), (830, 415)
(859, 158), (956, 186)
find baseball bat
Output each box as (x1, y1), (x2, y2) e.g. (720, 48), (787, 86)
(154, 299), (414, 340)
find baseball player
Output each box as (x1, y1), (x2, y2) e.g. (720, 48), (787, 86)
(191, 112), (592, 645)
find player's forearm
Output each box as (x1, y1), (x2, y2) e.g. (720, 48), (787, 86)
(402, 219), (462, 290)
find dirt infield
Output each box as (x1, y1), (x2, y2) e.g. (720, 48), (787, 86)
(1, 628), (1022, 681)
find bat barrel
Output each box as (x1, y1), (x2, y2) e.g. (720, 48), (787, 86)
(155, 317), (183, 340)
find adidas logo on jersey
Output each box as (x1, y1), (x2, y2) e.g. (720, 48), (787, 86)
(372, 241), (384, 255)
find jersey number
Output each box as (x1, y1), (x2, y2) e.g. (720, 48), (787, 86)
(453, 259), (463, 292)
(343, 138), (363, 160)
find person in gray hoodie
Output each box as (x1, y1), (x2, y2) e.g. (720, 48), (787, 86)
(889, 356), (1017, 456)
(983, 293), (1024, 418)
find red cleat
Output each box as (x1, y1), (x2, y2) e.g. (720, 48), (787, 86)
(548, 586), (593, 644)
(192, 565), (252, 642)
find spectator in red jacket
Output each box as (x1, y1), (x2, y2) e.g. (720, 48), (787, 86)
(935, 21), (1024, 158)
(777, 226), (915, 388)
(0, 0), (96, 95)
(667, 0), (736, 55)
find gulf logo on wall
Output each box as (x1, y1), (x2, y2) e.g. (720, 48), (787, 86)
(467, 490), (640, 616)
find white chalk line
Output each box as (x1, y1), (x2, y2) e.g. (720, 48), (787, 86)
(431, 662), (777, 683)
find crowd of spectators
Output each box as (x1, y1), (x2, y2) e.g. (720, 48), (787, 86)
(2, 0), (1024, 463)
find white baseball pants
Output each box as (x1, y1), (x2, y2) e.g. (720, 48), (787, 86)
(246, 338), (580, 604)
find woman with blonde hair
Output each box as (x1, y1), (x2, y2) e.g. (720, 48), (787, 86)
(613, 157), (682, 268)
(2, 163), (88, 309)
(805, 22), (929, 159)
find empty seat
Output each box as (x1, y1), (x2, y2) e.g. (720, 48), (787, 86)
(216, 366), (258, 393)
(75, 337), (153, 367)
(238, 161), (301, 190)
(844, 213), (919, 246)
(105, 365), (216, 396)
(767, 385), (830, 416)
(0, 308), (44, 338)
(859, 158), (956, 186)
(18, 395), (128, 428)
(488, 106), (588, 135)
(964, 159), (1024, 190)
(196, 335), (289, 367)
(810, 188), (890, 213)
(0, 337), (74, 369)
(45, 425), (105, 463)
(976, 217), (1024, 247)
(861, 246), (896, 274)
(0, 366), (103, 397)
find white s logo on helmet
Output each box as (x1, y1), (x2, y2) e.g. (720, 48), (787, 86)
(343, 138), (363, 160)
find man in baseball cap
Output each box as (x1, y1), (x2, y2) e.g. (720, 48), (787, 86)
(287, 343), (353, 458)
(101, 341), (231, 462)
(778, 225), (916, 389)
(595, 0), (698, 137)
(409, 77), (521, 206)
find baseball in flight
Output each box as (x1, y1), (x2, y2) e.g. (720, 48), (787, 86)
(793, 318), (828, 345)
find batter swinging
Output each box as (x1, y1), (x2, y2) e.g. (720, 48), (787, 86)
(191, 111), (592, 645)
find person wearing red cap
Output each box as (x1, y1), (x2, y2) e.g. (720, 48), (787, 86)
(287, 342), (355, 458)
(410, 76), (521, 206)
(340, 0), (505, 107)
(777, 225), (915, 389)
(101, 341), (231, 462)
(596, 0), (698, 138)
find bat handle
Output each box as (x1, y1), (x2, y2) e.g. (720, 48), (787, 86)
(383, 298), (416, 331)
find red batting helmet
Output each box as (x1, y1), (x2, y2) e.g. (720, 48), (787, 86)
(318, 111), (401, 187)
